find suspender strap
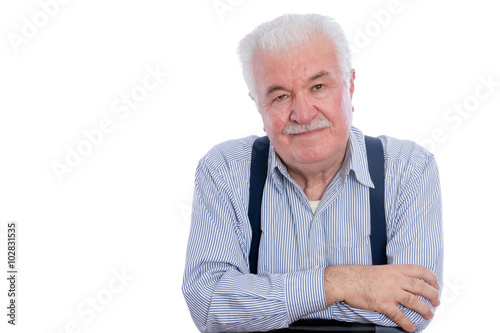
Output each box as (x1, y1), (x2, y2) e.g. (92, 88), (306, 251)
(364, 136), (388, 265)
(248, 136), (270, 274)
(248, 135), (387, 273)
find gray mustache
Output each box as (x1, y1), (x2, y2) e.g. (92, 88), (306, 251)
(282, 117), (332, 135)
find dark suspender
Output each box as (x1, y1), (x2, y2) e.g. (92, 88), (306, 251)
(248, 135), (387, 274)
(248, 136), (270, 275)
(365, 136), (388, 266)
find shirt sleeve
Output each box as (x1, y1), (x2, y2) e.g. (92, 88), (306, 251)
(385, 153), (444, 331)
(182, 158), (327, 332)
(328, 152), (444, 332)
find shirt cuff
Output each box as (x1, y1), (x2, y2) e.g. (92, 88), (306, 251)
(284, 268), (328, 323)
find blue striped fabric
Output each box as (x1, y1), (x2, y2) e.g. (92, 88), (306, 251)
(182, 126), (443, 333)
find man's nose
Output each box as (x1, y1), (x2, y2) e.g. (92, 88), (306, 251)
(290, 93), (317, 124)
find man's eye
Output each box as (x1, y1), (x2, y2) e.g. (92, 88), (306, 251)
(312, 84), (325, 91)
(274, 94), (287, 101)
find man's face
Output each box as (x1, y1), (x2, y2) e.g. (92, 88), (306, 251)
(252, 35), (355, 173)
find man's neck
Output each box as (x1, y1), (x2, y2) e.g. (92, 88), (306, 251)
(286, 147), (348, 201)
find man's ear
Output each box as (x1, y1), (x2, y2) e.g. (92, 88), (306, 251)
(349, 69), (356, 99)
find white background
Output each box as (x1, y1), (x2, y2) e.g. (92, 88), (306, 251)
(1, 0), (499, 332)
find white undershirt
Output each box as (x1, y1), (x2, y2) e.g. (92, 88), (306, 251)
(309, 200), (320, 214)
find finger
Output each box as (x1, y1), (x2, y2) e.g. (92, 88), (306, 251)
(398, 291), (434, 320)
(383, 304), (416, 333)
(404, 277), (440, 307)
(403, 265), (440, 291)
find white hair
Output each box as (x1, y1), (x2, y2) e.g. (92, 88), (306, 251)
(237, 13), (352, 100)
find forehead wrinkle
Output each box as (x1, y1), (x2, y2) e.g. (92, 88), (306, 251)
(254, 40), (339, 100)
(266, 85), (287, 96)
(256, 57), (294, 97)
(264, 70), (333, 97)
(309, 71), (330, 82)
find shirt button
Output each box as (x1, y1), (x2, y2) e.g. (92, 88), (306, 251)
(314, 265), (320, 269)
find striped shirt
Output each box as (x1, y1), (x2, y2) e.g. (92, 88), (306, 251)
(182, 126), (443, 333)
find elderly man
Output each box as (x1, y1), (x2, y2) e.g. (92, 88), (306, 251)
(182, 14), (443, 333)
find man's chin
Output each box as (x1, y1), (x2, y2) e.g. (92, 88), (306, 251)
(291, 150), (332, 165)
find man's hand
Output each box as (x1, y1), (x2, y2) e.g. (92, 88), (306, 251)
(324, 264), (440, 332)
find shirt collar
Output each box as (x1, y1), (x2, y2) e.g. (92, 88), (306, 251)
(268, 126), (374, 192)
(348, 126), (374, 188)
